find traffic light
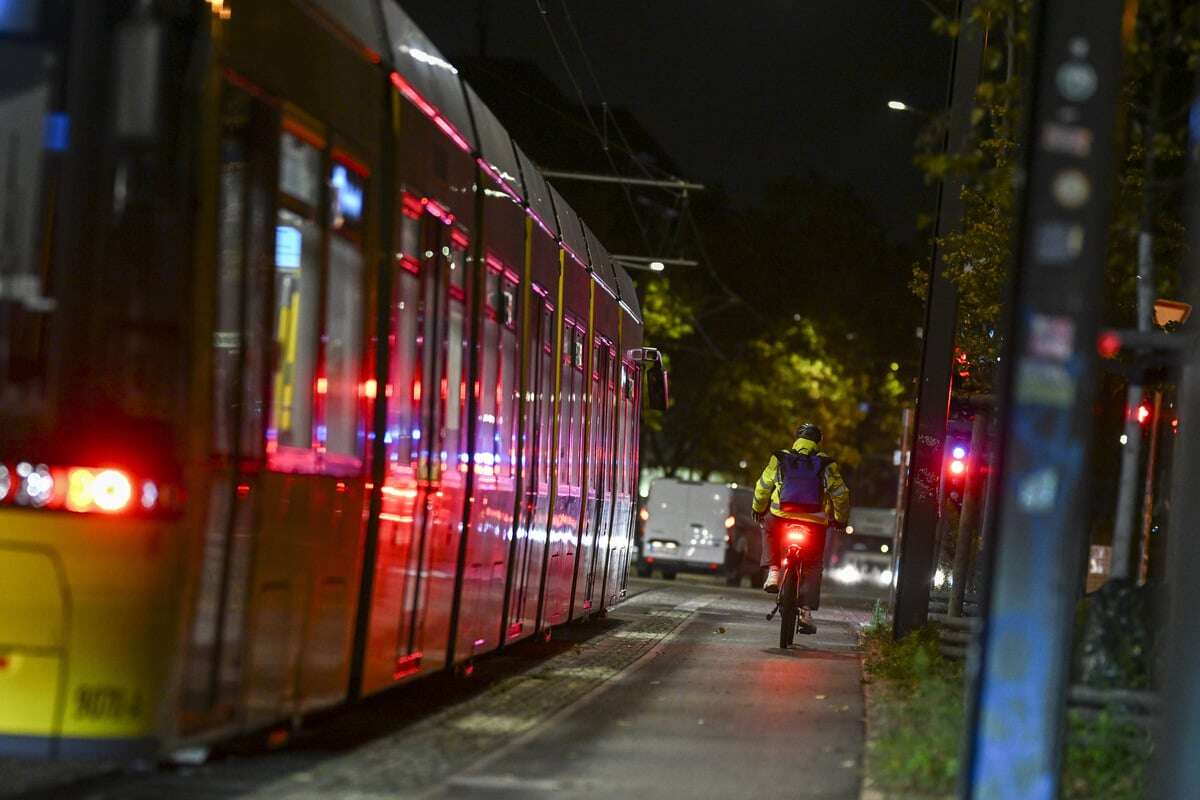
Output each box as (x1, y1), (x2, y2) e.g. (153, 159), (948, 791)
(948, 444), (968, 476)
(944, 440), (970, 504)
(1136, 400), (1152, 426)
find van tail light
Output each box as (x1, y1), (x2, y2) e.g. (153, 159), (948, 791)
(724, 515), (736, 529)
(1, 460), (180, 516)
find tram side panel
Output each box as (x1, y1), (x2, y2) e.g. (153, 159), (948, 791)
(574, 295), (619, 618)
(207, 0), (382, 728)
(451, 174), (527, 663)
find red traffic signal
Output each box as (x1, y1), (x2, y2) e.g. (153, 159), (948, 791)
(1136, 402), (1152, 426)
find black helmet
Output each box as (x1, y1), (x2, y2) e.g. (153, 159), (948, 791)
(795, 422), (823, 443)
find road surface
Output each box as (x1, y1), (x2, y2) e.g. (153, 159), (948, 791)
(5, 576), (877, 799)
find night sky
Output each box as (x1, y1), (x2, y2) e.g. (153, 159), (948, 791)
(400, 1), (951, 244)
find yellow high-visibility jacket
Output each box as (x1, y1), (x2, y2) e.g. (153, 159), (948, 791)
(752, 436), (850, 524)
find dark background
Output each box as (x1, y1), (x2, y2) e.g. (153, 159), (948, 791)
(401, 0), (950, 245)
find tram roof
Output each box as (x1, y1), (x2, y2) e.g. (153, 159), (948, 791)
(317, 0), (640, 320)
(582, 224), (619, 301)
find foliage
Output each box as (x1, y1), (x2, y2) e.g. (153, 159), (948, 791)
(911, 1), (1031, 393)
(640, 277), (695, 344)
(861, 619), (1151, 799)
(713, 320), (906, 477)
(639, 175), (921, 500)
(862, 623), (964, 796)
(1062, 710), (1152, 800)
(911, 0), (1195, 394)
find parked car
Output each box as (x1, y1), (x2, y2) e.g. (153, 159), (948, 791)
(636, 479), (737, 579)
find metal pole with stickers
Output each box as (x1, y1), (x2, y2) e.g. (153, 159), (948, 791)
(961, 1), (1125, 798)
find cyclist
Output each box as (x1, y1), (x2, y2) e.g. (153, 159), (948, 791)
(751, 422), (850, 634)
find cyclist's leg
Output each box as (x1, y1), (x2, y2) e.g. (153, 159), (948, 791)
(760, 514), (780, 568)
(800, 527), (828, 610)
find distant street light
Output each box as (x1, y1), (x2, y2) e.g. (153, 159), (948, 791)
(611, 255), (697, 272)
(887, 99), (910, 111)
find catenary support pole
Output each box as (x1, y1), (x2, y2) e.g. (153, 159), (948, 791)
(888, 407), (915, 612)
(1154, 82), (1200, 800)
(961, 1), (1125, 797)
(894, 0), (984, 638)
(1137, 389), (1162, 583)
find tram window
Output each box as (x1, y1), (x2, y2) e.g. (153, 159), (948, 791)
(324, 235), (364, 460)
(279, 131), (320, 207)
(486, 267), (501, 311)
(502, 287), (517, 328)
(388, 271), (420, 467)
(561, 324), (576, 487)
(445, 298), (465, 445)
(329, 162), (364, 237)
(539, 303), (555, 486)
(448, 241), (466, 293)
(572, 343), (585, 487)
(477, 312), (499, 476)
(268, 207), (321, 451)
(399, 213), (420, 262)
(499, 319), (518, 478)
(542, 303), (554, 354)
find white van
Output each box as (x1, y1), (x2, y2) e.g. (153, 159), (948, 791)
(636, 478), (734, 579)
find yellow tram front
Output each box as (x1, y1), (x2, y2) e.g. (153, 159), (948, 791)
(0, 3), (200, 758)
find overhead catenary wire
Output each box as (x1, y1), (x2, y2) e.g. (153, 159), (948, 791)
(556, 0), (667, 183)
(533, 0), (739, 361)
(533, 0), (654, 253)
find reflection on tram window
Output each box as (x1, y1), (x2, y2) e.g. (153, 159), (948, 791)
(388, 272), (420, 466)
(279, 131), (320, 207)
(324, 236), (364, 460)
(268, 208), (320, 451)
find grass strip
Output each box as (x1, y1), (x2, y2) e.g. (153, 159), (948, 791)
(860, 604), (1152, 800)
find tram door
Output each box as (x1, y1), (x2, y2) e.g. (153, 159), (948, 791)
(386, 216), (469, 671)
(581, 343), (614, 609)
(505, 297), (553, 640)
(180, 86), (270, 728)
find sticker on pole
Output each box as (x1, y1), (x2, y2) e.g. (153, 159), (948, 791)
(1016, 360), (1076, 407)
(1035, 222), (1085, 264)
(1018, 467), (1060, 513)
(1029, 314), (1076, 361)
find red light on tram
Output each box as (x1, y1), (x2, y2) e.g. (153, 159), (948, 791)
(363, 379), (378, 399)
(413, 380), (422, 401)
(66, 468), (133, 513)
(316, 377), (328, 395)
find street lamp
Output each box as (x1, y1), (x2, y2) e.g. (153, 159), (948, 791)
(649, 261), (665, 272)
(887, 100), (910, 111)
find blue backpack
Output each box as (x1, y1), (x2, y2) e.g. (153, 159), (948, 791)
(774, 450), (830, 514)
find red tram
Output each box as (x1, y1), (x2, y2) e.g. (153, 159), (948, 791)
(0, 0), (664, 757)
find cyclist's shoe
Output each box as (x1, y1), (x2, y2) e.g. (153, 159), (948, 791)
(797, 607), (817, 635)
(763, 566), (781, 593)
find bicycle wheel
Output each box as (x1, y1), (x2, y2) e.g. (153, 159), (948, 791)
(779, 568), (798, 649)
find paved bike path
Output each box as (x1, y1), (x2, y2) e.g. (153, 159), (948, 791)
(430, 586), (867, 799)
